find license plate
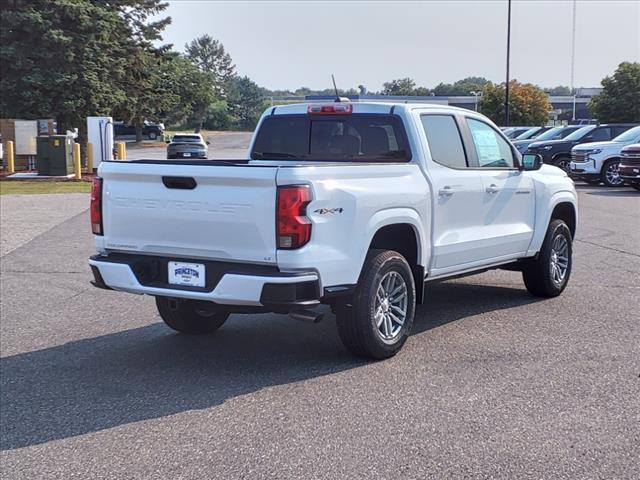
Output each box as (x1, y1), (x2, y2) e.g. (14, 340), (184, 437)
(182, 152), (191, 157)
(168, 261), (205, 287)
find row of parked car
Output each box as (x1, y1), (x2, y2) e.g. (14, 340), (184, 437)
(502, 123), (640, 189)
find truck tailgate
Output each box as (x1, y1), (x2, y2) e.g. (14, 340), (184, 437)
(99, 161), (278, 264)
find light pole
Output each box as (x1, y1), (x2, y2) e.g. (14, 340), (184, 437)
(470, 91), (481, 111)
(504, 0), (512, 126)
(570, 0), (577, 122)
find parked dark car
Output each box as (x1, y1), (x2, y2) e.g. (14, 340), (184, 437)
(619, 143), (640, 191)
(503, 127), (535, 139)
(512, 125), (583, 154)
(513, 126), (554, 141)
(113, 122), (164, 140)
(526, 124), (639, 172)
(166, 133), (209, 159)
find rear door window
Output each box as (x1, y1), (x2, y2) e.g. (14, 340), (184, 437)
(420, 115), (467, 168)
(251, 114), (411, 161)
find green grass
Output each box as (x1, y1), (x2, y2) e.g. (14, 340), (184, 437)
(0, 181), (92, 195)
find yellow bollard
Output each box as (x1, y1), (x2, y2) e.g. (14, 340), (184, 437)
(6, 140), (15, 174)
(116, 141), (126, 160)
(73, 142), (81, 180)
(86, 142), (94, 172)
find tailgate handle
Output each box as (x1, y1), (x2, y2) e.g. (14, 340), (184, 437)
(162, 176), (197, 190)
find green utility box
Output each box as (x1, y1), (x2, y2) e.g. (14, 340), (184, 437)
(36, 135), (74, 176)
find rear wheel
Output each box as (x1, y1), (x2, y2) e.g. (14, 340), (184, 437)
(148, 131), (158, 140)
(336, 249), (416, 359)
(522, 219), (572, 297)
(600, 160), (624, 187)
(156, 297), (229, 334)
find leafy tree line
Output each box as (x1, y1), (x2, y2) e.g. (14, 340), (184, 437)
(0, 1), (269, 137)
(1, 1), (637, 135)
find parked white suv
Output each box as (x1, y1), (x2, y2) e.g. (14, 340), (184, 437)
(89, 102), (578, 359)
(570, 126), (640, 186)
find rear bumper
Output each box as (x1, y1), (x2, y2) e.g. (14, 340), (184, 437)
(89, 254), (320, 310)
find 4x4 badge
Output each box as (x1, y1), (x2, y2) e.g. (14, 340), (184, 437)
(314, 208), (344, 215)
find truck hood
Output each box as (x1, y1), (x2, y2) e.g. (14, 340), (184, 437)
(528, 139), (574, 149)
(572, 141), (619, 152)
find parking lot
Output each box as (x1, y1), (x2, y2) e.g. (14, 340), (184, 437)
(1, 183), (639, 479)
(125, 131), (252, 161)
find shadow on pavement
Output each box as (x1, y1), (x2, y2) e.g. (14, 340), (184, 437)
(585, 189), (639, 197)
(1, 282), (539, 450)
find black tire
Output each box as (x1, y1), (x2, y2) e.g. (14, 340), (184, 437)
(156, 297), (229, 334)
(600, 159), (624, 187)
(148, 131), (158, 140)
(553, 156), (571, 173)
(522, 219), (572, 297)
(335, 249), (416, 359)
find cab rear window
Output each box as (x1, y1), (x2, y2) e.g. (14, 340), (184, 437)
(251, 114), (411, 161)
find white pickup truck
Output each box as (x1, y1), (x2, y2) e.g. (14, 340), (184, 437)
(89, 102), (578, 359)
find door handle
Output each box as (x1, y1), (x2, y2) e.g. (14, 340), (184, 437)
(438, 186), (455, 197)
(485, 184), (500, 194)
(162, 176), (197, 190)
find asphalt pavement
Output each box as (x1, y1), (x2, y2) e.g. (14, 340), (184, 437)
(125, 131), (252, 161)
(1, 184), (639, 479)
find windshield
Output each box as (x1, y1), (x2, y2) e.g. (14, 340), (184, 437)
(514, 127), (541, 140)
(532, 127), (563, 141)
(172, 135), (202, 143)
(564, 126), (596, 141)
(505, 128), (529, 139)
(251, 114), (411, 161)
(613, 126), (640, 142)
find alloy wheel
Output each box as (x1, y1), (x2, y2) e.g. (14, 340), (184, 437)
(605, 162), (623, 186)
(549, 234), (569, 286)
(374, 271), (408, 342)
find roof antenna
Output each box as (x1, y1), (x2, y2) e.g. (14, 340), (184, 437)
(332, 74), (341, 102)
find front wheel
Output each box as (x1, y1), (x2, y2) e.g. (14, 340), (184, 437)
(553, 157), (571, 173)
(600, 160), (624, 187)
(156, 297), (229, 334)
(148, 131), (158, 140)
(522, 219), (573, 297)
(336, 249), (416, 359)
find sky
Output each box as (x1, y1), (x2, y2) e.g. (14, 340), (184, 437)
(159, 0), (640, 92)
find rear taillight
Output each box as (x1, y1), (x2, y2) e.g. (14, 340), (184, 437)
(90, 177), (103, 235)
(277, 185), (312, 249)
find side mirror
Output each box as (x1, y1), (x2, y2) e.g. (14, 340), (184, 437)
(521, 153), (542, 171)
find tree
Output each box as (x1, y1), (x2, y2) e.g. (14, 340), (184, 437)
(227, 76), (268, 130)
(185, 34), (235, 98)
(152, 53), (217, 132)
(547, 85), (572, 96)
(432, 77), (490, 96)
(479, 80), (552, 126)
(588, 62), (640, 123)
(0, 0), (171, 135)
(382, 78), (417, 96)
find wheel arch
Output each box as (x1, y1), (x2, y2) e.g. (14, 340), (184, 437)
(364, 215), (426, 304)
(550, 202), (577, 239)
(527, 192), (578, 256)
